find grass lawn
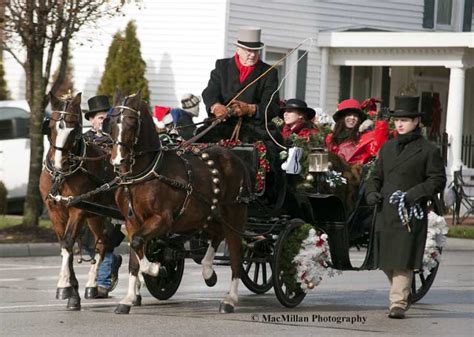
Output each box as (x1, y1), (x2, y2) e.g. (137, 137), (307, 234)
(447, 225), (474, 239)
(0, 215), (52, 229)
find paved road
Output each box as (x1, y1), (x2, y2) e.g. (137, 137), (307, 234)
(0, 240), (473, 337)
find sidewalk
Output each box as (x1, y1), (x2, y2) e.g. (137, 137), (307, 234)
(0, 237), (472, 258)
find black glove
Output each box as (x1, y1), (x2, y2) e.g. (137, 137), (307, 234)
(366, 192), (383, 205)
(377, 107), (390, 121)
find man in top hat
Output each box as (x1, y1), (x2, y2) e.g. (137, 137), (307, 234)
(81, 95), (124, 298)
(365, 96), (446, 319)
(200, 26), (280, 143)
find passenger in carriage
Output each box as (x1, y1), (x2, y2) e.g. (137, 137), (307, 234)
(365, 96), (446, 319)
(325, 98), (389, 165)
(82, 95), (124, 299)
(280, 98), (318, 141)
(200, 26), (280, 143)
(169, 93), (201, 140)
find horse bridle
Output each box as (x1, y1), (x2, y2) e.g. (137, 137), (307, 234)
(47, 100), (82, 152)
(110, 96), (142, 176)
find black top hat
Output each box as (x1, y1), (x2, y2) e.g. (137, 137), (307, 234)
(391, 96), (424, 118)
(280, 98), (316, 120)
(85, 95), (111, 120)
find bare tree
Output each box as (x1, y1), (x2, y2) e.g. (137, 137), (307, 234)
(0, 0), (126, 227)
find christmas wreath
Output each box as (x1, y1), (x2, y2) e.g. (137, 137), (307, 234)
(279, 223), (338, 294)
(423, 211), (448, 270)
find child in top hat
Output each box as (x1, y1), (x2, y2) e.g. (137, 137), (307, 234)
(280, 98), (318, 141)
(365, 95), (446, 319)
(81, 94), (124, 298)
(326, 98), (389, 165)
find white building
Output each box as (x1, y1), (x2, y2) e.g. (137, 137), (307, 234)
(3, 0), (474, 173)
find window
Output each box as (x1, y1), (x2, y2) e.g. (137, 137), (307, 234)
(436, 0), (453, 25)
(423, 0), (455, 29)
(264, 50), (287, 99)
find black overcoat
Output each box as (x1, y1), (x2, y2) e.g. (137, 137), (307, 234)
(365, 136), (446, 270)
(200, 57), (279, 143)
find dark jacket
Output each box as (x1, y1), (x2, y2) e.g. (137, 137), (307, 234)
(365, 136), (446, 270)
(200, 57), (279, 142)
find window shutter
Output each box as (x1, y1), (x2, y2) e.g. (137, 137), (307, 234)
(339, 66), (351, 101)
(463, 0), (473, 32)
(381, 67), (391, 108)
(423, 0), (435, 29)
(295, 50), (307, 100)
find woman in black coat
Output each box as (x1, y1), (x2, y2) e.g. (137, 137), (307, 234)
(365, 96), (446, 319)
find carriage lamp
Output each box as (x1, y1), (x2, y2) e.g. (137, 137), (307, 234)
(308, 147), (329, 173)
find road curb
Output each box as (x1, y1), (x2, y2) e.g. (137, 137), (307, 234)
(0, 237), (472, 258)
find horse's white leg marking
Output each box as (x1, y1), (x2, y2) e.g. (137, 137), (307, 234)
(201, 243), (216, 280)
(111, 123), (124, 166)
(138, 254), (160, 276)
(53, 123), (74, 169)
(57, 248), (71, 288)
(119, 273), (138, 306)
(85, 253), (101, 287)
(223, 278), (240, 306)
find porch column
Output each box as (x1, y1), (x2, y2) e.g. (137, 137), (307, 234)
(445, 66), (466, 174)
(319, 47), (329, 111)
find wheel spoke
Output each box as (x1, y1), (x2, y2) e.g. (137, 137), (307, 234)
(245, 261), (252, 273)
(411, 276), (417, 293)
(419, 273), (426, 286)
(262, 263), (268, 284)
(253, 263), (260, 283)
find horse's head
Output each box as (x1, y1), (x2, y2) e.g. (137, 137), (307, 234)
(45, 92), (83, 170)
(109, 90), (156, 175)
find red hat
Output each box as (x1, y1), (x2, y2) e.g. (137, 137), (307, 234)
(153, 106), (173, 129)
(332, 98), (366, 123)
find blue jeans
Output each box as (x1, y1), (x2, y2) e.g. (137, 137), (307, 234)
(86, 249), (116, 289)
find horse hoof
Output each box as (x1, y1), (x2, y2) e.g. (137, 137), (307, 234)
(114, 304), (131, 314)
(67, 297), (81, 311)
(205, 271), (217, 287)
(56, 287), (73, 300)
(84, 287), (98, 299)
(219, 302), (234, 314)
(133, 295), (142, 306)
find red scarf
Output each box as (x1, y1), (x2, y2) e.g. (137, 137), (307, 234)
(234, 53), (257, 84)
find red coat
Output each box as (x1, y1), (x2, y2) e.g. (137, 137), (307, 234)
(281, 122), (318, 141)
(325, 120), (389, 165)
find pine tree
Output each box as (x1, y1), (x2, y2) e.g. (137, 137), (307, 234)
(0, 57), (10, 100)
(97, 32), (123, 97)
(51, 52), (74, 97)
(114, 21), (150, 101)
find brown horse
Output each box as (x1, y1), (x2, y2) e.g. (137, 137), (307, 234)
(108, 91), (250, 314)
(39, 92), (116, 310)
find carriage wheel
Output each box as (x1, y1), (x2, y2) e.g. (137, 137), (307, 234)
(144, 239), (185, 300)
(272, 219), (307, 308)
(411, 248), (442, 303)
(240, 238), (274, 294)
(143, 258), (185, 300)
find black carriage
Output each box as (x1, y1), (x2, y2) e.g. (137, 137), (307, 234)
(74, 142), (443, 309)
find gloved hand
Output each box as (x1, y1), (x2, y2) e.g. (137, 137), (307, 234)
(377, 107), (391, 121)
(366, 191), (383, 205)
(229, 100), (256, 117)
(211, 103), (228, 117)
